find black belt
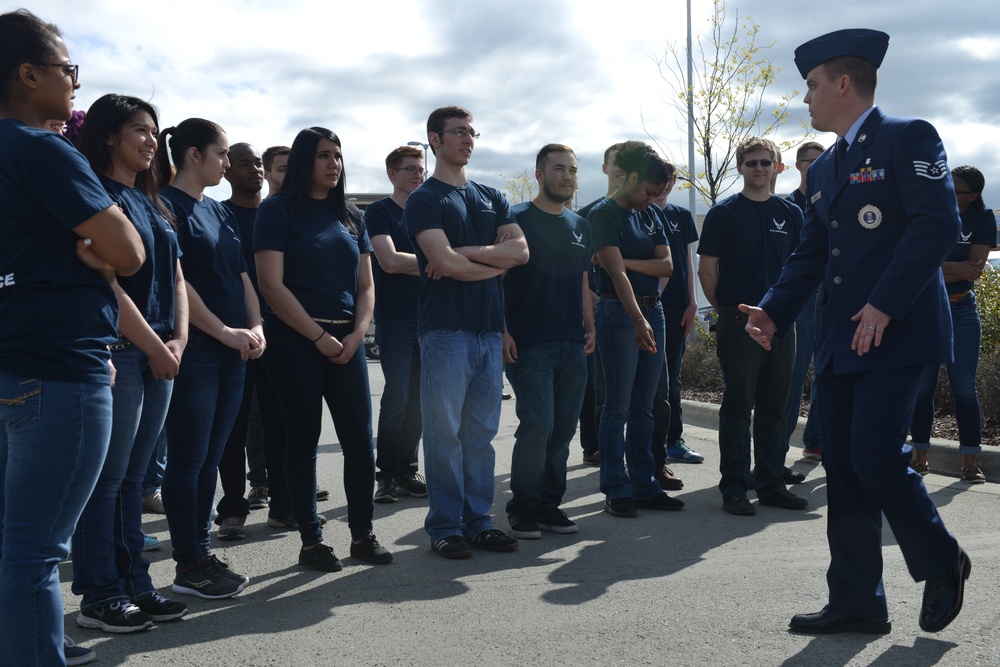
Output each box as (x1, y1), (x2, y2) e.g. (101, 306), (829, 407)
(602, 291), (659, 307)
(109, 330), (172, 351)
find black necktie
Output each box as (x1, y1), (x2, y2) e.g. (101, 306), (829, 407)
(835, 138), (848, 175)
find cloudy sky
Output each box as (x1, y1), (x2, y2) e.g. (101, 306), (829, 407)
(28, 0), (1000, 213)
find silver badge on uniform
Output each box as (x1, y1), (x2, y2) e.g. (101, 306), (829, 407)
(858, 205), (882, 230)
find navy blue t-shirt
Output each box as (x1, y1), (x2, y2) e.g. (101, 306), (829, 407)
(504, 202), (592, 346)
(404, 177), (515, 334)
(947, 206), (998, 296)
(160, 186), (247, 329)
(0, 120), (117, 383)
(103, 177), (180, 334)
(698, 193), (803, 305)
(223, 200), (264, 312)
(588, 198), (668, 297)
(254, 195), (372, 321)
(654, 202), (699, 307)
(365, 197), (420, 324)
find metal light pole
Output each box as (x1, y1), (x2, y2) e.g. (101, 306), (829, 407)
(407, 141), (430, 173)
(687, 0), (696, 217)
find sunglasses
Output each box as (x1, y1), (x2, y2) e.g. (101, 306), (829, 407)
(742, 160), (774, 168)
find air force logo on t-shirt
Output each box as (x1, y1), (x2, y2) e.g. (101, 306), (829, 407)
(570, 229), (586, 249)
(770, 218), (788, 235)
(480, 198), (494, 214)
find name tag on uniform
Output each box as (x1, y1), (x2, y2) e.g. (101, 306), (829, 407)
(810, 192), (822, 204)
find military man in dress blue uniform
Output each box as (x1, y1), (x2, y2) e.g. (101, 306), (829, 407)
(740, 29), (971, 635)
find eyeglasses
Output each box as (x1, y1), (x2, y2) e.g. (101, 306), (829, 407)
(36, 62), (79, 84)
(437, 127), (480, 139)
(798, 158), (816, 164)
(742, 159), (774, 168)
(393, 165), (426, 176)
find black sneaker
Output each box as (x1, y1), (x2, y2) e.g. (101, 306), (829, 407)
(204, 553), (250, 585)
(350, 532), (394, 564)
(759, 488), (809, 510)
(247, 486), (269, 510)
(535, 508), (578, 534)
(636, 492), (685, 511)
(374, 477), (399, 504)
(396, 472), (428, 498)
(172, 557), (246, 599)
(431, 535), (474, 559)
(299, 542), (343, 572)
(723, 494), (756, 516)
(468, 528), (519, 552)
(76, 602), (152, 633)
(134, 593), (188, 621)
(508, 516), (541, 539)
(299, 542), (344, 572)
(316, 487), (330, 501)
(604, 497), (637, 517)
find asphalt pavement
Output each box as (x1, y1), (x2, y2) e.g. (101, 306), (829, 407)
(60, 360), (1000, 666)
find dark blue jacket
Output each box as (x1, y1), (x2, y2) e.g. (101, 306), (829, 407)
(760, 107), (959, 374)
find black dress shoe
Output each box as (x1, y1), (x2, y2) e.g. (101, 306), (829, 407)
(920, 549), (972, 632)
(783, 466), (806, 484)
(789, 607), (891, 635)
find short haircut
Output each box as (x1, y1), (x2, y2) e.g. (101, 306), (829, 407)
(614, 140), (668, 185)
(736, 136), (777, 166)
(796, 141), (825, 160)
(603, 142), (624, 166)
(822, 56), (878, 97)
(536, 143), (575, 170)
(661, 158), (677, 179)
(385, 145), (423, 171)
(426, 105), (472, 154)
(262, 145), (290, 172)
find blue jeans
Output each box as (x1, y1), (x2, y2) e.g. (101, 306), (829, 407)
(265, 318), (375, 545)
(910, 293), (983, 455)
(142, 427), (166, 497)
(72, 345), (172, 610)
(375, 320), (422, 479)
(784, 287), (822, 450)
(163, 332), (245, 567)
(652, 304), (689, 461)
(595, 299), (665, 501)
(715, 310), (795, 497)
(505, 342), (588, 518)
(0, 373), (111, 666)
(420, 329), (502, 540)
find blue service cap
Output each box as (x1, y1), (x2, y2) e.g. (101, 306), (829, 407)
(794, 29), (889, 78)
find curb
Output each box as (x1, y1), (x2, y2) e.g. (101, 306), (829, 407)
(681, 399), (997, 483)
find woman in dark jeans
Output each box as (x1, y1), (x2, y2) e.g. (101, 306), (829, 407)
(156, 118), (265, 599)
(72, 93), (189, 632)
(256, 126), (391, 572)
(0, 11), (145, 663)
(587, 141), (682, 517)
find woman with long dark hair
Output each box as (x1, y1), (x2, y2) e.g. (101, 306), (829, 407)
(71, 93), (189, 634)
(256, 126), (390, 571)
(909, 165), (995, 483)
(0, 10), (145, 664)
(587, 141), (683, 517)
(156, 118), (264, 598)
